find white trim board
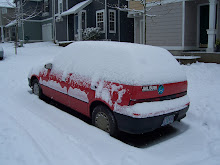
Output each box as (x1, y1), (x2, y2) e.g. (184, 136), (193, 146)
(28, 40), (44, 42)
(160, 46), (198, 50)
(24, 17), (53, 23)
(109, 9), (116, 33)
(145, 0), (191, 7)
(182, 0), (185, 48)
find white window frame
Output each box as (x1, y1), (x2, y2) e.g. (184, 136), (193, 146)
(2, 8), (7, 14)
(109, 9), (116, 33)
(58, 0), (63, 14)
(96, 9), (105, 33)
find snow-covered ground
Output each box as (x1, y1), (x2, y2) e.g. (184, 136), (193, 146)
(0, 42), (220, 165)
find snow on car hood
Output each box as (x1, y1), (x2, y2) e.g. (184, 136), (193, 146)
(52, 41), (186, 85)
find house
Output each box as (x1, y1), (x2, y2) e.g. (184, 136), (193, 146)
(5, 0), (133, 43)
(6, 0), (53, 42)
(128, 0), (220, 53)
(54, 0), (134, 42)
(0, 0), (15, 42)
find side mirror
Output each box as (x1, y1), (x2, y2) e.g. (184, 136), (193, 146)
(44, 63), (52, 70)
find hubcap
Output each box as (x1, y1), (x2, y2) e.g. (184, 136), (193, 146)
(33, 83), (40, 96)
(95, 112), (110, 133)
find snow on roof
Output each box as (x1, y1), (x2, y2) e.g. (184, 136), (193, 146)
(0, 0), (15, 8)
(61, 0), (92, 16)
(52, 41), (187, 86)
(5, 20), (16, 27)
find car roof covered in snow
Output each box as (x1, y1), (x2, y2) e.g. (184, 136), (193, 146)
(52, 41), (186, 85)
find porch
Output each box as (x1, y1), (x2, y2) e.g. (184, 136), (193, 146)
(128, 0), (220, 53)
(173, 51), (220, 64)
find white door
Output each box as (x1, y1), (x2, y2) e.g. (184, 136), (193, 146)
(42, 23), (52, 41)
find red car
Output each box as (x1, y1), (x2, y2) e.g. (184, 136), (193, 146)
(28, 41), (190, 136)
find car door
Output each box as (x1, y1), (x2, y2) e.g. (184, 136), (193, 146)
(38, 64), (51, 95)
(45, 68), (69, 106)
(66, 73), (90, 117)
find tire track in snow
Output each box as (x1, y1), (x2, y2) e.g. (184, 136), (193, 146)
(0, 108), (50, 165)
(1, 94), (100, 165)
(24, 96), (102, 165)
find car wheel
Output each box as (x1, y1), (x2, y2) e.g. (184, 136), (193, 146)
(32, 79), (43, 99)
(92, 105), (118, 137)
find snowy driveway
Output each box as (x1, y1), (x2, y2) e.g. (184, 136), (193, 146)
(0, 42), (220, 165)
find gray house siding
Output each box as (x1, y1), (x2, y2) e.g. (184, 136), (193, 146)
(56, 16), (67, 41)
(146, 2), (183, 47)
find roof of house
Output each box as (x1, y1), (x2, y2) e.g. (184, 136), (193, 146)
(0, 0), (15, 8)
(61, 0), (92, 16)
(5, 20), (16, 27)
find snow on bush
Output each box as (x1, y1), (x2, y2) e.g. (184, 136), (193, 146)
(83, 27), (101, 41)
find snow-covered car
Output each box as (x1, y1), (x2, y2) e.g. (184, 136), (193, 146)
(0, 46), (4, 60)
(28, 41), (190, 136)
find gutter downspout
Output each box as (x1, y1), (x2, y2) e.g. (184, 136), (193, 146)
(105, 0), (107, 40)
(182, 0), (185, 50)
(0, 8), (4, 43)
(143, 0), (146, 45)
(52, 0), (56, 42)
(21, 0), (24, 42)
(78, 11), (82, 41)
(118, 0), (120, 42)
(66, 0), (69, 41)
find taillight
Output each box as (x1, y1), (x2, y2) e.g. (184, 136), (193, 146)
(129, 91), (187, 106)
(129, 98), (160, 105)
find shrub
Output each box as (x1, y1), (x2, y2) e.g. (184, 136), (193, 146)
(83, 27), (101, 41)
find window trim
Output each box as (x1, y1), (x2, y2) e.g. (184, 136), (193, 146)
(96, 9), (105, 33)
(2, 8), (7, 14)
(109, 9), (116, 33)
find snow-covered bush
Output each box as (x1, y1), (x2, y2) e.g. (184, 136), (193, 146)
(83, 27), (101, 41)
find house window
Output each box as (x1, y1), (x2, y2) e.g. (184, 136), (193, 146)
(96, 10), (105, 33)
(58, 0), (63, 14)
(109, 9), (116, 33)
(2, 8), (7, 14)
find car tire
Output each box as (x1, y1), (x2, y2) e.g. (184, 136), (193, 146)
(92, 105), (118, 137)
(32, 79), (44, 99)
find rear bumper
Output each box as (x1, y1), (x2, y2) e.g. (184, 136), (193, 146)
(113, 105), (189, 134)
